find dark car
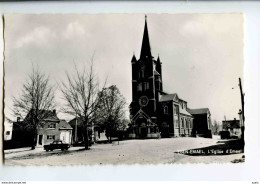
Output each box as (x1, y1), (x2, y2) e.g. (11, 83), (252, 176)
(220, 131), (231, 139)
(44, 140), (70, 152)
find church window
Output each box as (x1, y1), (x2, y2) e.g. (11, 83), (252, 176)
(164, 106), (168, 114)
(139, 69), (145, 79)
(174, 105), (179, 115)
(137, 83), (142, 91)
(144, 82), (149, 91)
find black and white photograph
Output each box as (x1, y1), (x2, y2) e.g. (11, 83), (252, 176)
(2, 13), (245, 165)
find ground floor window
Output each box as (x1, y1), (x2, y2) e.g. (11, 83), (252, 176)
(47, 135), (55, 140)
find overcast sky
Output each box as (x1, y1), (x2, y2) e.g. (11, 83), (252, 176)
(4, 14), (244, 123)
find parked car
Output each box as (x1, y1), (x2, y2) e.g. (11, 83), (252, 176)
(220, 131), (231, 139)
(44, 140), (70, 152)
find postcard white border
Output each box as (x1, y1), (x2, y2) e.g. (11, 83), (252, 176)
(0, 1), (260, 181)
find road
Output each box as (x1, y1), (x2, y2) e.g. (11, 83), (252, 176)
(4, 137), (244, 165)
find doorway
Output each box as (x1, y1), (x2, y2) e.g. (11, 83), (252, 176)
(140, 127), (147, 137)
(38, 135), (43, 145)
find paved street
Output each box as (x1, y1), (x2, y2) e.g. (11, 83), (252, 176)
(4, 137), (244, 166)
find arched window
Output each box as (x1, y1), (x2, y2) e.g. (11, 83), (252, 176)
(139, 69), (145, 79)
(137, 83), (142, 92)
(164, 106), (168, 114)
(144, 82), (149, 91)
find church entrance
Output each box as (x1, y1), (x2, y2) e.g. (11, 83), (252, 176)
(140, 127), (147, 137)
(139, 122), (147, 138)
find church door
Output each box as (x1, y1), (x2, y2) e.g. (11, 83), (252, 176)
(140, 127), (147, 137)
(140, 122), (147, 137)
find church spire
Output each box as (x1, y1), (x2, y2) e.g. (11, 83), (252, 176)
(140, 15), (152, 60)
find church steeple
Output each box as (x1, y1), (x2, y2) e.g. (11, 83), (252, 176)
(140, 15), (152, 60)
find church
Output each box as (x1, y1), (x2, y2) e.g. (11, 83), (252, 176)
(129, 16), (212, 138)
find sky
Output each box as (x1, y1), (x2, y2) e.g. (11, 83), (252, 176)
(4, 14), (244, 123)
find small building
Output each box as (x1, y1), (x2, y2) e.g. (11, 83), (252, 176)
(68, 117), (104, 144)
(222, 118), (241, 138)
(187, 108), (212, 138)
(4, 118), (13, 141)
(4, 110), (73, 149)
(37, 111), (73, 146)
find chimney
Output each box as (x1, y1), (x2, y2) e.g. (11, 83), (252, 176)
(17, 117), (20, 122)
(53, 109), (56, 114)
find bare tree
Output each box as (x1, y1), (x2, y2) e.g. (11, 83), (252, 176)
(212, 120), (221, 135)
(60, 59), (104, 150)
(13, 65), (55, 149)
(96, 85), (127, 143)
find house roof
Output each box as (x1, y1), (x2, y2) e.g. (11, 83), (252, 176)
(58, 120), (73, 130)
(24, 109), (60, 122)
(187, 108), (210, 115)
(68, 117), (84, 126)
(222, 120), (241, 129)
(159, 93), (178, 102)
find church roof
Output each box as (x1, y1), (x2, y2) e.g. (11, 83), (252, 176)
(140, 15), (152, 60)
(159, 93), (179, 102)
(154, 70), (160, 76)
(131, 54), (137, 63)
(187, 108), (210, 115)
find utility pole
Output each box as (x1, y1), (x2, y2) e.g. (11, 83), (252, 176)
(239, 78), (245, 123)
(75, 114), (78, 143)
(238, 77), (245, 143)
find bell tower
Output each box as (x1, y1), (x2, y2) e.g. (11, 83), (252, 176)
(130, 15), (162, 123)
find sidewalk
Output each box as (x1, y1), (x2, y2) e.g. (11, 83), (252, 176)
(4, 147), (35, 154)
(4, 145), (85, 160)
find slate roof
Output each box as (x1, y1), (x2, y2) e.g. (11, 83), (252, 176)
(140, 16), (152, 59)
(58, 120), (73, 130)
(159, 93), (178, 102)
(24, 109), (60, 122)
(68, 117), (95, 127)
(187, 108), (210, 115)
